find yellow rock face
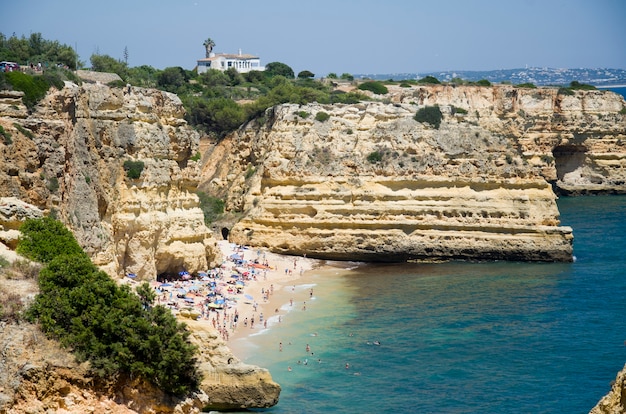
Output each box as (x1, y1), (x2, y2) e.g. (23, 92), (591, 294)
(0, 82), (220, 280)
(202, 86), (626, 262)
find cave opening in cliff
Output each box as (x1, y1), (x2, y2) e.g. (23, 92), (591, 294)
(221, 227), (230, 240)
(552, 144), (588, 181)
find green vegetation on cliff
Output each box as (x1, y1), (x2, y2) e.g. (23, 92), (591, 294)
(414, 105), (443, 129)
(20, 217), (201, 396)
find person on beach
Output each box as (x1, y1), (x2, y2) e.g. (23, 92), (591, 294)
(279, 342), (283, 351)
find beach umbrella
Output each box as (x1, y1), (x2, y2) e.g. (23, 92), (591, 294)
(160, 283), (172, 287)
(231, 274), (239, 279)
(244, 294), (254, 301)
(184, 297), (195, 303)
(126, 273), (137, 279)
(215, 298), (225, 305)
(208, 303), (222, 309)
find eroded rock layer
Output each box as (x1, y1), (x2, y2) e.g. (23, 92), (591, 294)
(0, 84), (218, 280)
(203, 85), (626, 262)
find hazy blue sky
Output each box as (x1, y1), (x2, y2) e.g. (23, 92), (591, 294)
(2, 0), (624, 76)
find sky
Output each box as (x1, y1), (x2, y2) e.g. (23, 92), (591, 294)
(1, 0), (625, 76)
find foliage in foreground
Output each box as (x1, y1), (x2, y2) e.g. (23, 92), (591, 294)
(20, 217), (200, 396)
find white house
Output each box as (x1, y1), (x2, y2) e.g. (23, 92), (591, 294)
(197, 49), (264, 74)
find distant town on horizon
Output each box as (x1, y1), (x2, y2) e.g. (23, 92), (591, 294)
(355, 67), (626, 87)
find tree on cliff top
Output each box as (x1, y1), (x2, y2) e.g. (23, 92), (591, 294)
(264, 62), (295, 79)
(203, 38), (215, 58)
(21, 217), (201, 396)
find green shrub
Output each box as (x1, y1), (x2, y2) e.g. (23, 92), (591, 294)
(22, 217), (200, 395)
(13, 123), (34, 139)
(620, 107), (626, 115)
(47, 176), (59, 193)
(367, 151), (383, 163)
(197, 192), (224, 225)
(568, 81), (596, 90)
(476, 79), (491, 86)
(357, 81), (388, 95)
(296, 111), (310, 118)
(297, 70), (315, 79)
(17, 217), (87, 264)
(414, 105), (443, 129)
(245, 166), (256, 179)
(0, 125), (12, 145)
(4, 71), (54, 108)
(558, 87), (575, 96)
(190, 152), (201, 162)
(123, 160), (145, 179)
(417, 76), (440, 84)
(516, 82), (536, 88)
(315, 111), (330, 122)
(451, 106), (468, 115)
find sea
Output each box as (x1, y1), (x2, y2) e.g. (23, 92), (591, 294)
(230, 195), (626, 413)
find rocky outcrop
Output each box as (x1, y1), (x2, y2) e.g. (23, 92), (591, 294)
(186, 321), (281, 410)
(0, 82), (219, 280)
(590, 363), (626, 414)
(201, 85), (626, 262)
(0, 319), (279, 413)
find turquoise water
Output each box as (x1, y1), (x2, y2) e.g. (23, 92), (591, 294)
(233, 195), (626, 413)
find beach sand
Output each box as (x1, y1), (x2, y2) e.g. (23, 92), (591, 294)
(121, 240), (339, 361)
(215, 241), (322, 342)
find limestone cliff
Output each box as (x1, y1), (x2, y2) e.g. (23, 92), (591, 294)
(201, 84), (626, 262)
(590, 363), (626, 414)
(0, 83), (218, 280)
(0, 82), (280, 412)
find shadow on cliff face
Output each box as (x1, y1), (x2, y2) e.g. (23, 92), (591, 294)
(221, 227), (229, 240)
(553, 144), (588, 182)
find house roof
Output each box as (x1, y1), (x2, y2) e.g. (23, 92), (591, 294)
(197, 53), (259, 63)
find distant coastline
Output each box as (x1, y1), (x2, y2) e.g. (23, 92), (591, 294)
(356, 67), (626, 87)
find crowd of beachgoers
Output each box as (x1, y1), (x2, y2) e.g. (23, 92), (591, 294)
(123, 240), (316, 342)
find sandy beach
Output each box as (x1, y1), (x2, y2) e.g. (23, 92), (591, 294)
(212, 240), (322, 343)
(120, 241), (325, 346)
